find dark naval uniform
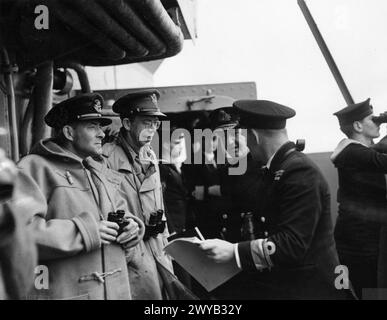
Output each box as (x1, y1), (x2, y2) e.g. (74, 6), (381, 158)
(159, 162), (191, 234)
(332, 99), (387, 298)
(332, 141), (387, 295)
(237, 141), (344, 299)
(199, 107), (261, 242)
(187, 158), (234, 240)
(219, 153), (265, 242)
(214, 99), (347, 300)
(184, 107), (238, 241)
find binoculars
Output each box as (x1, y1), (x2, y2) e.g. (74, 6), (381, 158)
(107, 210), (131, 235)
(144, 209), (166, 240)
(372, 113), (387, 124)
(295, 139), (305, 152)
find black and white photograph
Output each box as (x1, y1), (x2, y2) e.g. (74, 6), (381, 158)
(1, 0), (387, 307)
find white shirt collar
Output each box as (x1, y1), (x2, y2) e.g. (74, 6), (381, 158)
(266, 152), (276, 169)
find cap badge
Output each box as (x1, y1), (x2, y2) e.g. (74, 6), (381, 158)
(150, 94), (157, 105)
(93, 99), (102, 113)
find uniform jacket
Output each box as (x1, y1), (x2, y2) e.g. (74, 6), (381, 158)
(219, 153), (265, 242)
(159, 163), (190, 233)
(183, 153), (234, 240)
(331, 139), (387, 289)
(331, 139), (387, 258)
(237, 142), (345, 299)
(0, 184), (37, 299)
(17, 139), (133, 300)
(103, 135), (173, 300)
(220, 153), (264, 211)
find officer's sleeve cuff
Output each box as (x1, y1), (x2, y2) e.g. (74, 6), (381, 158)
(237, 241), (257, 271)
(238, 239), (273, 271)
(234, 243), (242, 269)
(72, 212), (101, 252)
(251, 239), (272, 270)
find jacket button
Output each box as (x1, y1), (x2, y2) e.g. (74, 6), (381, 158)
(261, 216), (266, 223)
(222, 214), (228, 219)
(264, 231), (269, 237)
(222, 227), (227, 233)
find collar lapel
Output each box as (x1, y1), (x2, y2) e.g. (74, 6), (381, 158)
(269, 141), (296, 174)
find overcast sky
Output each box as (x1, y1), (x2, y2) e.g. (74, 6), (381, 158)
(85, 0), (387, 153)
(152, 0), (387, 153)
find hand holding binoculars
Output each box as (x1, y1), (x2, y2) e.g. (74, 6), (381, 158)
(144, 209), (166, 240)
(107, 210), (131, 235)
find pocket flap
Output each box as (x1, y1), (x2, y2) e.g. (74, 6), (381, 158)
(140, 175), (158, 192)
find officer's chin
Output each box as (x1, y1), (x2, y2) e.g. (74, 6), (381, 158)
(92, 146), (103, 157)
(139, 136), (153, 144)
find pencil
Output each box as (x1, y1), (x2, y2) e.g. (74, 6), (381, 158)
(195, 227), (205, 241)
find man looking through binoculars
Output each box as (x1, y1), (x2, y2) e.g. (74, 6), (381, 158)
(332, 98), (387, 299)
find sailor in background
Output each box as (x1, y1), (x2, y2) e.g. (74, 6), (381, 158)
(187, 108), (236, 240)
(159, 127), (191, 235)
(199, 99), (348, 299)
(209, 107), (265, 243)
(332, 98), (387, 299)
(158, 125), (193, 289)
